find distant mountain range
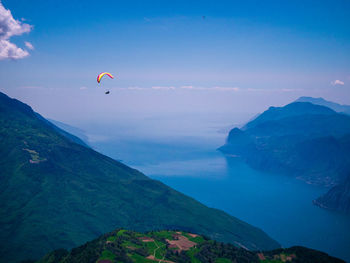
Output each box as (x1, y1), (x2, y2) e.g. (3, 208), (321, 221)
(0, 91), (279, 263)
(219, 97), (350, 213)
(35, 115), (89, 148)
(47, 119), (90, 147)
(296, 96), (350, 115)
(35, 229), (344, 263)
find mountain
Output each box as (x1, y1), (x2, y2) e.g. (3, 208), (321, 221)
(0, 91), (279, 263)
(243, 102), (336, 131)
(296, 96), (350, 115)
(219, 102), (350, 187)
(219, 101), (350, 213)
(312, 134), (350, 212)
(34, 229), (344, 263)
(314, 174), (350, 213)
(47, 119), (89, 147)
(34, 115), (89, 148)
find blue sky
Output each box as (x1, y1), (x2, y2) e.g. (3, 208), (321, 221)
(0, 0), (349, 123)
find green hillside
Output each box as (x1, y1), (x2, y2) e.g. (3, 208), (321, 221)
(35, 229), (344, 263)
(0, 91), (279, 263)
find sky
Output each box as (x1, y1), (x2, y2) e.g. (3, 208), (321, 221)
(0, 0), (349, 124)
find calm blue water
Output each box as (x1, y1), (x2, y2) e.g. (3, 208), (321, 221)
(79, 114), (350, 262)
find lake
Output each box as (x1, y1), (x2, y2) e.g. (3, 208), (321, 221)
(77, 113), (350, 262)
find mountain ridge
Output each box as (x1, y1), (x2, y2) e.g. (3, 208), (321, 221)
(243, 102), (337, 130)
(295, 96), (350, 115)
(47, 118), (90, 147)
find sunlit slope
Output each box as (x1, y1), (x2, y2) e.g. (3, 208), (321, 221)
(0, 92), (279, 263)
(37, 229), (344, 263)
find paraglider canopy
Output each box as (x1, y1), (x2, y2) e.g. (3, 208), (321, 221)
(97, 72), (114, 83)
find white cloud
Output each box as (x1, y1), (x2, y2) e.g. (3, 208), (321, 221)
(24, 41), (34, 50)
(0, 2), (33, 60)
(114, 87), (148, 90)
(331, 80), (344, 86)
(180, 86), (208, 90)
(127, 86), (146, 90)
(113, 85), (241, 92)
(244, 88), (303, 92)
(281, 88), (297, 92)
(152, 86), (176, 90)
(181, 86), (240, 91)
(212, 86), (240, 91)
(19, 86), (42, 89)
(80, 86), (87, 90)
(0, 39), (29, 59)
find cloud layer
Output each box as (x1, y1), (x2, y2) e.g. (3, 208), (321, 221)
(180, 86), (240, 91)
(0, 2), (33, 60)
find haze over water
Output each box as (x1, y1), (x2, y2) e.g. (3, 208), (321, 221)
(73, 112), (350, 263)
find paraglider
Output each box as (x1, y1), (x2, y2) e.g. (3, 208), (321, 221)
(97, 72), (114, 83)
(97, 72), (114, 94)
